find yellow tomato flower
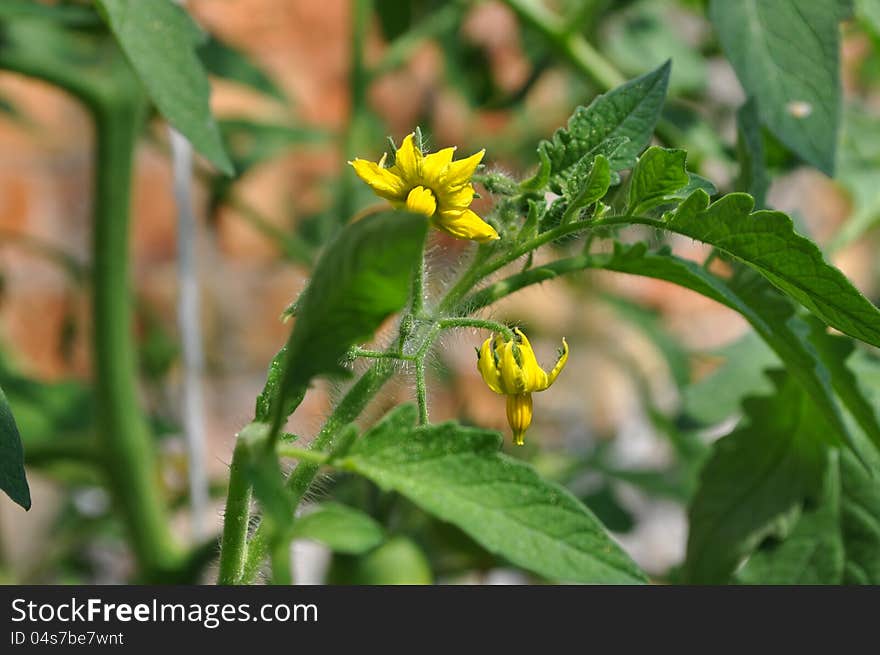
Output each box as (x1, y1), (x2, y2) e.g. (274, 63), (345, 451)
(476, 328), (569, 446)
(349, 133), (500, 243)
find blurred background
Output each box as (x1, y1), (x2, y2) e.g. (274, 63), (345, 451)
(1, 0), (878, 583)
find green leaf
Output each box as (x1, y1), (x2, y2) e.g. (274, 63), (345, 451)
(737, 454), (844, 584)
(535, 60), (670, 183)
(0, 385), (30, 510)
(684, 371), (829, 583)
(627, 146), (690, 214)
(736, 98), (769, 208)
(561, 154), (611, 221)
(198, 35), (285, 101)
(271, 211), (428, 422)
(682, 332), (777, 426)
(291, 502), (384, 555)
(659, 191), (880, 348)
(327, 535), (433, 584)
(805, 318), (880, 451)
(0, 0), (99, 25)
(709, 0), (841, 174)
(340, 405), (647, 584)
(602, 1), (707, 95)
(95, 0), (234, 175)
(739, 436), (880, 584)
(597, 244), (852, 443)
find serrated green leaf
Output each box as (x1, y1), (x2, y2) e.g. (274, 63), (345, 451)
(709, 0), (840, 174)
(684, 371), (829, 583)
(509, 243), (856, 451)
(534, 61), (670, 184)
(95, 0), (234, 175)
(291, 502), (384, 555)
(627, 146), (689, 214)
(657, 191), (880, 348)
(269, 211), (428, 424)
(198, 35), (285, 101)
(0, 385), (30, 510)
(340, 405), (647, 584)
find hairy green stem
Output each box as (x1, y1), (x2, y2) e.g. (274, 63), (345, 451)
(239, 361), (395, 583)
(217, 440), (253, 584)
(93, 101), (181, 579)
(437, 317), (514, 340)
(415, 360), (429, 425)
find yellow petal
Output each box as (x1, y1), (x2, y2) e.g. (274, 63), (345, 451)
(477, 337), (503, 394)
(506, 393), (533, 446)
(542, 337), (569, 389)
(437, 183), (475, 210)
(498, 338), (525, 394)
(421, 146), (456, 186)
(405, 186), (437, 217)
(442, 149), (484, 187)
(435, 208), (499, 243)
(393, 133), (423, 184)
(349, 159), (408, 201)
(513, 328), (549, 391)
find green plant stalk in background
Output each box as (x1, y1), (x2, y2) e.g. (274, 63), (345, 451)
(91, 97), (183, 580)
(0, 46), (182, 580)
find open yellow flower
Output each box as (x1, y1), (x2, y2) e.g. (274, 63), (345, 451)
(349, 133), (500, 243)
(476, 328), (568, 446)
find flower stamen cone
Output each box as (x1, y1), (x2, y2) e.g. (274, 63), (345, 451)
(476, 328), (569, 445)
(349, 132), (500, 243)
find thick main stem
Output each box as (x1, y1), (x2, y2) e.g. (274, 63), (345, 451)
(93, 103), (180, 579)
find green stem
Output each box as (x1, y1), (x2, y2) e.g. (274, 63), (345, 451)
(217, 440), (252, 584)
(415, 360), (428, 425)
(276, 446), (330, 465)
(502, 0), (624, 90)
(437, 317), (514, 340)
(239, 361), (395, 583)
(92, 101), (181, 579)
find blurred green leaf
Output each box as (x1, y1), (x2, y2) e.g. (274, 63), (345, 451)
(198, 35), (285, 101)
(95, 0), (233, 174)
(327, 535), (433, 584)
(709, 0), (840, 174)
(603, 1), (707, 94)
(0, 0), (99, 25)
(735, 98), (769, 208)
(684, 371), (829, 583)
(340, 405), (647, 584)
(828, 106), (880, 251)
(582, 484), (635, 534)
(683, 332), (777, 426)
(0, 385), (30, 510)
(292, 502), (385, 554)
(739, 436), (880, 584)
(627, 146), (690, 214)
(268, 211), (428, 423)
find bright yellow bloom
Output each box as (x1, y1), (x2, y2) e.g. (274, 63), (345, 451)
(476, 328), (568, 446)
(349, 133), (500, 243)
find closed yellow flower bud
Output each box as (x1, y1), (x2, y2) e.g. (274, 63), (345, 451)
(476, 328), (568, 445)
